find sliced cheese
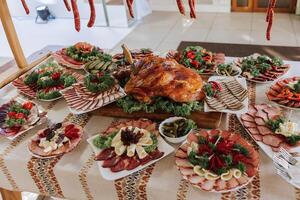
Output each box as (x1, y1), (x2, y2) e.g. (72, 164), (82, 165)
(204, 171), (219, 180)
(127, 144), (136, 157)
(136, 145), (148, 159)
(111, 132), (121, 147)
(114, 143), (126, 156)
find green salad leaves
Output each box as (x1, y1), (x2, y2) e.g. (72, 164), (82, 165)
(116, 96), (203, 116)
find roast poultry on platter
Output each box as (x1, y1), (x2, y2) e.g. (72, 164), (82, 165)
(124, 56), (205, 103)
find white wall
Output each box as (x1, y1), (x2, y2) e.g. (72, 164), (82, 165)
(149, 0), (231, 13)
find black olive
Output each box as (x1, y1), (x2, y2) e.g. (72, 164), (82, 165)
(46, 130), (55, 141)
(54, 123), (62, 130)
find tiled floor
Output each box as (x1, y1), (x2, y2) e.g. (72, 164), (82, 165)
(111, 11), (300, 54)
(0, 11), (300, 200)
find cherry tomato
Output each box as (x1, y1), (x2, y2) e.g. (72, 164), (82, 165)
(51, 72), (61, 80)
(191, 60), (199, 68)
(7, 111), (16, 118)
(15, 113), (25, 119)
(23, 102), (33, 110)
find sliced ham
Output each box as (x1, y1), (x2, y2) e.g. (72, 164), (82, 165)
(180, 168), (196, 177)
(242, 121), (257, 128)
(187, 132), (198, 144)
(255, 110), (269, 122)
(214, 179), (227, 191)
(241, 113), (255, 122)
(188, 175), (205, 185)
(247, 105), (257, 117)
(200, 179), (216, 191)
(255, 117), (266, 126)
(175, 148), (188, 159)
(175, 157), (193, 168)
(226, 177), (240, 189)
(257, 125), (273, 135)
(247, 127), (260, 135)
(251, 134), (263, 141)
(262, 135), (282, 147)
(236, 175), (249, 185)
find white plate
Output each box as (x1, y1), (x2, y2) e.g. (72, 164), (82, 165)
(1, 98), (48, 140)
(204, 76), (249, 114)
(87, 134), (174, 181)
(236, 113), (300, 188)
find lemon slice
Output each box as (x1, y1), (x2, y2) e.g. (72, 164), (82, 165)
(204, 171), (220, 180)
(193, 166), (205, 177)
(221, 170), (233, 181)
(232, 169), (242, 179)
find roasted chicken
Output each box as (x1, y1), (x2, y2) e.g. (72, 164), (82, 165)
(124, 56), (205, 103)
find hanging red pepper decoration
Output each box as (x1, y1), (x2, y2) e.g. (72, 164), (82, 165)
(87, 0), (96, 27)
(266, 0), (271, 22)
(126, 0), (134, 18)
(176, 0), (185, 15)
(63, 0), (71, 12)
(188, 0), (196, 19)
(21, 0), (30, 15)
(71, 0), (80, 32)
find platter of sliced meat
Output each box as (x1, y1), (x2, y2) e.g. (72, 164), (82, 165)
(175, 129), (259, 192)
(0, 98), (47, 140)
(13, 57), (84, 101)
(238, 104), (300, 153)
(28, 122), (83, 158)
(235, 54), (290, 83)
(53, 42), (108, 70)
(167, 46), (225, 75)
(266, 77), (300, 110)
(87, 119), (174, 180)
(61, 73), (126, 114)
(204, 76), (248, 114)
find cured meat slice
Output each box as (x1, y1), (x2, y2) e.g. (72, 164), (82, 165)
(226, 178), (239, 189)
(187, 132), (198, 144)
(220, 130), (231, 139)
(215, 179), (227, 191)
(251, 134), (263, 141)
(188, 175), (205, 185)
(149, 150), (164, 160)
(257, 126), (273, 135)
(254, 117), (266, 126)
(236, 175), (249, 185)
(263, 106), (281, 120)
(262, 135), (282, 147)
(243, 121), (257, 128)
(102, 156), (121, 168)
(255, 110), (269, 122)
(140, 155), (152, 165)
(126, 156), (141, 170)
(241, 113), (255, 122)
(175, 149), (188, 159)
(247, 105), (258, 117)
(209, 129), (220, 137)
(95, 147), (116, 161)
(200, 179), (215, 191)
(198, 129), (209, 138)
(254, 104), (269, 111)
(180, 143), (189, 153)
(247, 127), (260, 135)
(245, 164), (256, 177)
(180, 168), (195, 177)
(175, 157), (193, 168)
(111, 156), (129, 172)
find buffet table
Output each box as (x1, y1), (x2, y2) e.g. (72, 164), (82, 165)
(1, 43), (300, 200)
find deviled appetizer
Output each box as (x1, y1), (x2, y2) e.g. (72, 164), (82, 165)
(0, 100), (39, 137)
(28, 122), (83, 158)
(84, 57), (117, 75)
(92, 119), (164, 172)
(240, 104), (300, 152)
(53, 42), (109, 69)
(83, 73), (117, 94)
(267, 77), (300, 109)
(13, 59), (82, 101)
(176, 129), (259, 192)
(169, 46), (225, 74)
(236, 54), (290, 83)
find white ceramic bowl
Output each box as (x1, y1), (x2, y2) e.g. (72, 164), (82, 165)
(159, 117), (193, 144)
(216, 64), (242, 77)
